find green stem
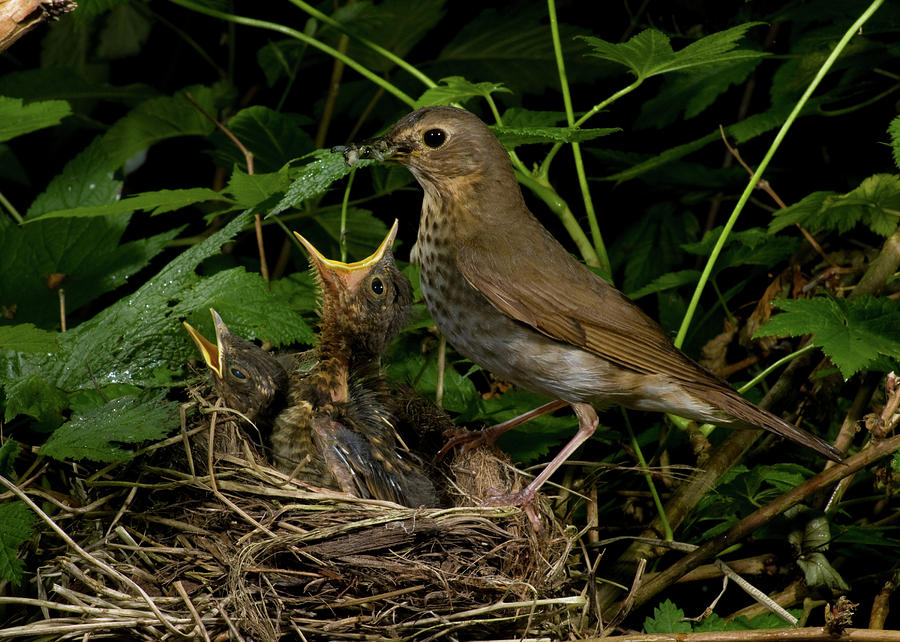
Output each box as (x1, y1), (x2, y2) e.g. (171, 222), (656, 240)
(736, 344), (816, 395)
(540, 78), (642, 177)
(0, 192), (23, 224)
(547, 0), (609, 276)
(287, 0), (437, 90)
(339, 167), (357, 262)
(673, 0), (885, 349)
(623, 409), (673, 541)
(168, 0), (416, 107)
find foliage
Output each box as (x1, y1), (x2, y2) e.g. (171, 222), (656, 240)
(1, 0), (899, 631)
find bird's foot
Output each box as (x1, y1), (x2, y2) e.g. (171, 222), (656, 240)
(484, 488), (542, 530)
(437, 426), (497, 459)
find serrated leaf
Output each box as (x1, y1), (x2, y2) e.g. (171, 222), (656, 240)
(433, 7), (592, 95)
(0, 97), (71, 143)
(492, 125), (620, 149)
(2, 212), (251, 391)
(25, 188), (228, 222)
(610, 204), (700, 294)
(581, 23), (765, 82)
(0, 501), (35, 585)
(638, 57), (761, 129)
(770, 175), (900, 238)
(627, 270), (701, 301)
(0, 68), (155, 105)
(0, 440), (21, 477)
(682, 226), (799, 273)
(331, 0), (445, 74)
(4, 374), (68, 427)
(210, 106), (314, 173)
(797, 552), (851, 592)
(644, 599), (691, 634)
(0, 324), (58, 353)
(180, 268), (316, 346)
(415, 76), (510, 108)
(889, 116), (900, 171)
(270, 149), (359, 214)
(95, 3), (152, 59)
(40, 392), (180, 462)
(226, 166), (292, 209)
(0, 214), (182, 327)
(756, 296), (900, 379)
(501, 107), (565, 128)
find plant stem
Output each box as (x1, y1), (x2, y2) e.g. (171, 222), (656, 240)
(339, 168), (357, 262)
(546, 0), (608, 276)
(623, 409), (673, 541)
(673, 0), (885, 350)
(168, 0), (417, 107)
(0, 191), (23, 224)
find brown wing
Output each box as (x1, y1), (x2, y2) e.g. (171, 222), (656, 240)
(456, 224), (703, 384)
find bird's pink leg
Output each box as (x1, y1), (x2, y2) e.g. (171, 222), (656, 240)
(485, 402), (599, 528)
(438, 399), (568, 458)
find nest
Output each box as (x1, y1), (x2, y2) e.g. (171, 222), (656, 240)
(6, 389), (588, 641)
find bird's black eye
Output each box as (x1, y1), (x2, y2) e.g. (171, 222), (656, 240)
(371, 277), (384, 295)
(231, 368), (246, 379)
(423, 129), (446, 148)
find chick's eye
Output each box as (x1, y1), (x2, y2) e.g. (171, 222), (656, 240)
(371, 277), (384, 295)
(231, 368), (246, 379)
(423, 129), (446, 148)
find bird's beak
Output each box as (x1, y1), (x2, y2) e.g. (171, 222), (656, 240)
(183, 308), (228, 378)
(293, 220), (399, 292)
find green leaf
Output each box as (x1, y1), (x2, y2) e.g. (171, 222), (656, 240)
(492, 125), (620, 149)
(95, 3), (152, 59)
(627, 270), (701, 301)
(610, 204), (700, 294)
(40, 392), (180, 462)
(2, 212), (252, 391)
(210, 106), (315, 173)
(638, 58), (761, 129)
(0, 68), (155, 105)
(331, 0), (445, 74)
(0, 324), (58, 353)
(770, 175), (900, 238)
(682, 227), (799, 273)
(0, 440), (21, 477)
(889, 116), (900, 171)
(4, 374), (68, 428)
(226, 166), (293, 209)
(581, 23), (765, 82)
(0, 501), (35, 586)
(644, 599), (691, 634)
(25, 188), (228, 222)
(270, 149), (360, 214)
(0, 214), (182, 327)
(434, 7), (593, 94)
(257, 39), (306, 87)
(415, 76), (511, 108)
(0, 97), (71, 143)
(181, 268), (316, 347)
(755, 296), (900, 379)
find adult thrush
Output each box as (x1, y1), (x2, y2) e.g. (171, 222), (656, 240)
(341, 105), (842, 509)
(272, 221), (437, 506)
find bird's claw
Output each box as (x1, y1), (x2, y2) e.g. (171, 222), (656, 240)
(437, 426), (495, 460)
(331, 139), (396, 167)
(484, 488), (542, 530)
